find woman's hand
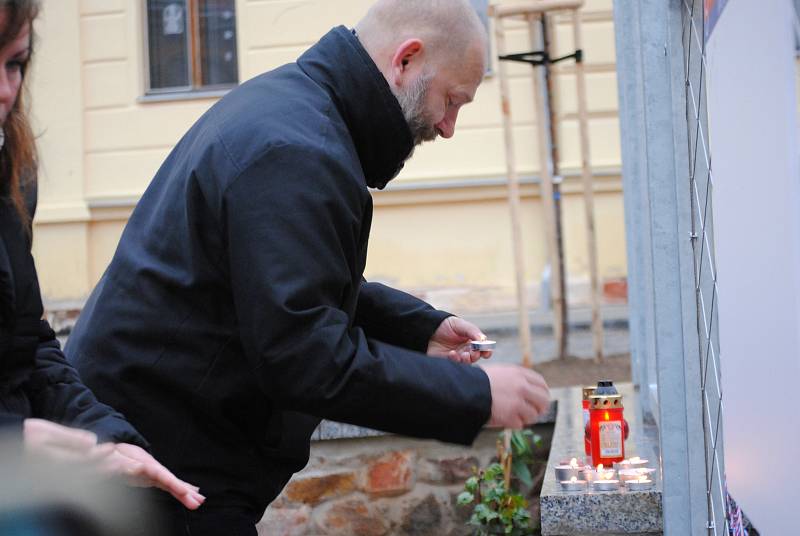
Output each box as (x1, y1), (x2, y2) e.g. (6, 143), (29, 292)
(24, 418), (205, 510)
(99, 443), (206, 510)
(23, 418), (113, 462)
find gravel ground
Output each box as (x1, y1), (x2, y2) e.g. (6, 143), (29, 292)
(481, 325), (632, 388)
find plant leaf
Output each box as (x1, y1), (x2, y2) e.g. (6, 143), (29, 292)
(512, 458), (533, 488)
(457, 491), (475, 506)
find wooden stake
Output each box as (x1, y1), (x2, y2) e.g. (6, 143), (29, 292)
(494, 15), (532, 369)
(572, 9), (604, 362)
(528, 14), (566, 360)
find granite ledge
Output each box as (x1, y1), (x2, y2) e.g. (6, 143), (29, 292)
(540, 384), (663, 536)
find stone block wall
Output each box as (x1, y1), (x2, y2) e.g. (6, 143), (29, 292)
(258, 431), (503, 536)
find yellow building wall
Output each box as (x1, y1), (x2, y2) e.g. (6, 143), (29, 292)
(30, 0), (624, 310)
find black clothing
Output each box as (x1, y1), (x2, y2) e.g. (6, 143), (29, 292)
(0, 182), (145, 446)
(67, 26), (492, 517)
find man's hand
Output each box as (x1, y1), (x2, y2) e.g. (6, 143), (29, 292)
(427, 316), (492, 364)
(100, 443), (206, 510)
(479, 364), (551, 429)
(23, 418), (114, 462)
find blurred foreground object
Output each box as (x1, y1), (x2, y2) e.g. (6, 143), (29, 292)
(0, 431), (163, 536)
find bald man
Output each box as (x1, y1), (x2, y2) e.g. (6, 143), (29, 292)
(67, 0), (550, 533)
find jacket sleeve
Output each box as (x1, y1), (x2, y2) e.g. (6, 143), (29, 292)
(26, 320), (149, 448)
(355, 281), (452, 353)
(224, 145), (491, 446)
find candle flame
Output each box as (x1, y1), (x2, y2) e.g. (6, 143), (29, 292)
(597, 463), (604, 471)
(570, 476), (578, 483)
(569, 458), (578, 468)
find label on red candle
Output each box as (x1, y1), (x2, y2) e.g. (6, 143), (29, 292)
(599, 421), (623, 457)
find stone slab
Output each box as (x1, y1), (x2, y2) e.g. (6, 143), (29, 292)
(540, 384), (663, 535)
(311, 394), (558, 442)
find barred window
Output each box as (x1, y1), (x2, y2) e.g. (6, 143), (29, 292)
(145, 0), (238, 94)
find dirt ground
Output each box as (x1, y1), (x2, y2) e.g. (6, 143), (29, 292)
(533, 353), (632, 388)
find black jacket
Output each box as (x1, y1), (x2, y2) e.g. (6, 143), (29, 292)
(0, 182), (145, 446)
(67, 27), (492, 515)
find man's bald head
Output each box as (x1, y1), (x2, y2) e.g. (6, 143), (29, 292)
(355, 0), (488, 147)
(355, 0), (488, 74)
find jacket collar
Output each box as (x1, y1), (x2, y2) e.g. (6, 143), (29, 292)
(297, 26), (413, 189)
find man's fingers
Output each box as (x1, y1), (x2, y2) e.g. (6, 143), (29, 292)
(521, 384), (550, 415)
(451, 317), (483, 341)
(482, 364), (553, 430)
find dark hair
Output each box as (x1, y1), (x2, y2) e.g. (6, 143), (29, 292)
(0, 0), (39, 226)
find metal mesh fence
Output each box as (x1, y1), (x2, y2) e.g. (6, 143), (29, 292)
(680, 1), (730, 534)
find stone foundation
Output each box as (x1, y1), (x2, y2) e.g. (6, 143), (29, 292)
(258, 423), (554, 536)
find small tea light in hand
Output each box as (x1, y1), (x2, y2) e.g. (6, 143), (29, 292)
(560, 476), (587, 492)
(470, 336), (496, 351)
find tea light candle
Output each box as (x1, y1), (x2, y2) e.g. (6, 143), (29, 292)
(617, 468), (656, 482)
(560, 476), (587, 492)
(554, 457), (582, 482)
(470, 339), (496, 351)
(625, 477), (654, 491)
(592, 479), (620, 491)
(614, 456), (649, 471)
(590, 466), (620, 491)
(582, 463), (616, 483)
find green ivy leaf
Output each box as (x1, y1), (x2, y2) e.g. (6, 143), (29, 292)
(484, 463), (504, 481)
(511, 458), (533, 488)
(465, 476), (479, 493)
(474, 503), (499, 522)
(457, 491), (475, 506)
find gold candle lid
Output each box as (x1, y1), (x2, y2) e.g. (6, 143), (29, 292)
(582, 386), (597, 400)
(589, 393), (624, 410)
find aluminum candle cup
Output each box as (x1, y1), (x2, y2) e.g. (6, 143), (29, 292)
(582, 467), (616, 483)
(625, 479), (654, 491)
(554, 465), (582, 482)
(591, 479), (620, 492)
(614, 457), (649, 471)
(617, 468), (655, 482)
(558, 457), (586, 467)
(470, 340), (496, 351)
(560, 477), (587, 492)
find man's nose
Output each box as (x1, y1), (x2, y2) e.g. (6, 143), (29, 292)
(436, 108), (459, 139)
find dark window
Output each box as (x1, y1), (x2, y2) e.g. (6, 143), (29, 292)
(145, 0), (238, 93)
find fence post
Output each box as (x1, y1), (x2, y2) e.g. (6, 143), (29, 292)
(613, 0), (708, 533)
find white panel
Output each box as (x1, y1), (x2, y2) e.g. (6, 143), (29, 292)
(706, 0), (800, 533)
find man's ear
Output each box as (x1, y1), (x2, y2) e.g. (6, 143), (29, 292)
(390, 38), (424, 87)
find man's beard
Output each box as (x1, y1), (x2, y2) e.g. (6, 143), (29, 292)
(394, 71), (438, 147)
